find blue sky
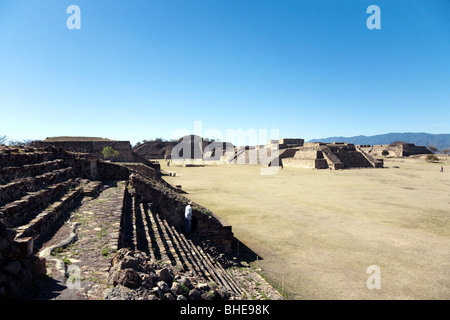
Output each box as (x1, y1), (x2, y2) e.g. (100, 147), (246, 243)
(0, 0), (449, 145)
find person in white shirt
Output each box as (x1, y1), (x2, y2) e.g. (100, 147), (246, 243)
(185, 201), (192, 233)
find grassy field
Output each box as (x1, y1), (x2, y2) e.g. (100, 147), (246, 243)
(162, 156), (450, 299)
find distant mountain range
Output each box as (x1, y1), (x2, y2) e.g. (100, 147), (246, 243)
(308, 132), (450, 151)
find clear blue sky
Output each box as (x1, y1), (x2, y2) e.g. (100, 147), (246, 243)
(1, 0), (449, 145)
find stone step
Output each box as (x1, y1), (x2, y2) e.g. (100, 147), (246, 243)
(0, 178), (81, 228)
(0, 151), (55, 169)
(181, 232), (238, 294)
(166, 220), (204, 278)
(176, 230), (216, 282)
(140, 202), (160, 260)
(144, 205), (171, 265)
(0, 167), (75, 206)
(79, 180), (103, 197)
(119, 199), (245, 296)
(179, 227), (243, 296)
(14, 187), (84, 249)
(196, 244), (244, 296)
(118, 186), (134, 250)
(161, 218), (198, 275)
(134, 201), (154, 258)
(162, 215), (243, 295)
(152, 209), (183, 268)
(155, 210), (184, 268)
(0, 159), (66, 186)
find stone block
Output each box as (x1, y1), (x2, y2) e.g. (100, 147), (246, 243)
(14, 237), (34, 258)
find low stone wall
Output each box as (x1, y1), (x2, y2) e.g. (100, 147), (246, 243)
(400, 144), (432, 157)
(1, 178), (81, 229)
(0, 167), (75, 207)
(129, 174), (233, 254)
(96, 161), (131, 181)
(0, 149), (55, 168)
(118, 163), (160, 180)
(282, 158), (328, 169)
(0, 219), (46, 298)
(0, 159), (66, 185)
(32, 141), (131, 161)
(32, 140), (160, 170)
(15, 187), (84, 247)
(362, 144), (432, 158)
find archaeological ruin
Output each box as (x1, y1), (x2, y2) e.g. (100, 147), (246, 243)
(133, 136), (386, 169)
(0, 143), (282, 300)
(359, 142), (432, 158)
(1, 133), (434, 299)
(32, 136), (157, 168)
(278, 142), (384, 169)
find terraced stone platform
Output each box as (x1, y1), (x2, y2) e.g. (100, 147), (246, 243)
(0, 146), (100, 297)
(0, 145), (281, 300)
(119, 190), (245, 296)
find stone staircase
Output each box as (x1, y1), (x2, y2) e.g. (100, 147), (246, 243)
(119, 191), (244, 296)
(327, 144), (374, 169)
(0, 145), (247, 299)
(0, 146), (102, 258)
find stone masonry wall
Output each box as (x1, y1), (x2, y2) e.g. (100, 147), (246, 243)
(129, 174), (233, 254)
(0, 218), (46, 298)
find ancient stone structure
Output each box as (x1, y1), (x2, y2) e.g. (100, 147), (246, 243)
(221, 138), (383, 169)
(116, 180), (241, 297)
(360, 142), (432, 158)
(223, 138), (303, 166)
(0, 144), (243, 299)
(269, 138), (304, 149)
(134, 136), (429, 169)
(280, 142), (383, 169)
(32, 137), (158, 170)
(0, 145), (93, 297)
(133, 136), (235, 162)
(133, 140), (179, 160)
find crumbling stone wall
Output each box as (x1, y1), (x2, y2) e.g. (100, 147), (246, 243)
(281, 147), (328, 169)
(32, 139), (158, 170)
(362, 143), (432, 158)
(96, 161), (131, 181)
(0, 218), (47, 298)
(129, 174), (233, 254)
(0, 145), (97, 298)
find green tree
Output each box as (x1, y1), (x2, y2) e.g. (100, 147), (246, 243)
(381, 150), (389, 157)
(102, 146), (119, 160)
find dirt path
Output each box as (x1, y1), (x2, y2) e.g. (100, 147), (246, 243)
(36, 181), (126, 300)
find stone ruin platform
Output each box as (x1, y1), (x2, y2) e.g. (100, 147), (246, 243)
(0, 145), (281, 300)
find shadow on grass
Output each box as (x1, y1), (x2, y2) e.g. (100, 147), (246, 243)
(232, 237), (262, 263)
